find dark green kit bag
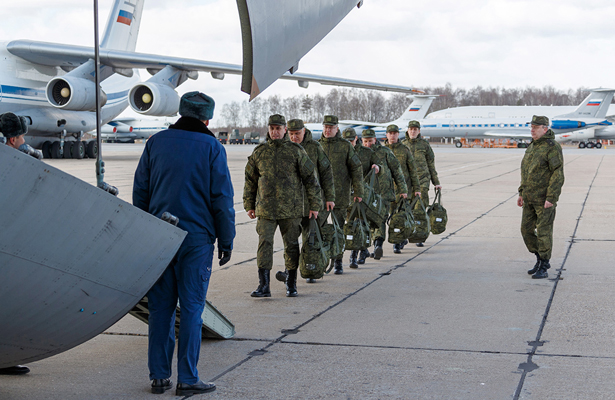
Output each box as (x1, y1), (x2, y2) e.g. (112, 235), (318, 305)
(321, 212), (345, 260)
(344, 202), (371, 251)
(427, 188), (448, 235)
(388, 198), (416, 244)
(299, 218), (330, 280)
(407, 197), (431, 243)
(361, 169), (388, 230)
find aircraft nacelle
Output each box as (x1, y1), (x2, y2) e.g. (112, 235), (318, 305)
(46, 76), (107, 111)
(551, 120), (586, 130)
(128, 82), (179, 116)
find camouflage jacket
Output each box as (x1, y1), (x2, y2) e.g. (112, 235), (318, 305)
(402, 133), (440, 189)
(371, 141), (408, 202)
(518, 129), (565, 205)
(385, 140), (421, 194)
(354, 141), (380, 176)
(244, 134), (322, 219)
(299, 129), (335, 215)
(319, 131), (364, 209)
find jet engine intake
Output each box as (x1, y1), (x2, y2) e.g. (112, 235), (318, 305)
(128, 83), (179, 116)
(46, 77), (107, 111)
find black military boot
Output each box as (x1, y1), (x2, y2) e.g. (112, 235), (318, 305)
(393, 243), (402, 254)
(275, 269), (288, 282)
(251, 269), (271, 297)
(357, 249), (369, 264)
(400, 239), (408, 249)
(334, 258), (343, 274)
(286, 269), (298, 297)
(527, 253), (541, 275)
(532, 259), (550, 279)
(349, 251), (359, 268)
(416, 242), (424, 247)
(373, 238), (384, 260)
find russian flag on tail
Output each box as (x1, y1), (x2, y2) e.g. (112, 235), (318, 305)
(409, 107), (421, 112)
(117, 9), (133, 26)
(587, 99), (602, 106)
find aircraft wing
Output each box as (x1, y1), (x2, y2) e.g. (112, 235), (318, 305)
(7, 40), (418, 97)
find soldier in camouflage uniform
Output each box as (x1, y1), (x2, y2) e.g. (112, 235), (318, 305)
(244, 114), (322, 297)
(517, 115), (564, 279)
(342, 127), (381, 267)
(361, 129), (408, 260)
(318, 115), (364, 274)
(275, 119), (336, 284)
(385, 124), (422, 254)
(402, 120), (442, 247)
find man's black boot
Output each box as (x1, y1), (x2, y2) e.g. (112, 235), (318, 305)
(0, 365), (30, 375)
(374, 238), (384, 260)
(275, 269), (288, 282)
(151, 378), (173, 394)
(400, 239), (408, 249)
(349, 251), (359, 268)
(176, 380), (216, 396)
(527, 253), (541, 275)
(358, 249), (369, 264)
(334, 258), (343, 274)
(286, 269), (298, 297)
(416, 242), (424, 247)
(251, 269), (271, 297)
(532, 259), (549, 279)
(393, 243), (402, 254)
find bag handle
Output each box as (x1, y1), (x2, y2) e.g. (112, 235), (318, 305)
(309, 217), (324, 248)
(329, 211), (341, 231)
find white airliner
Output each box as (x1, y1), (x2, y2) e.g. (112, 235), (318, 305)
(98, 117), (177, 143)
(0, 0), (418, 159)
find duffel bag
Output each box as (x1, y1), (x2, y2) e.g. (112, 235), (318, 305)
(427, 188), (448, 235)
(344, 202), (372, 251)
(362, 169), (388, 230)
(321, 211), (345, 260)
(407, 196), (431, 243)
(299, 218), (330, 280)
(388, 198), (416, 244)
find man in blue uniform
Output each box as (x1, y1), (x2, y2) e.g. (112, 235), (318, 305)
(133, 92), (235, 396)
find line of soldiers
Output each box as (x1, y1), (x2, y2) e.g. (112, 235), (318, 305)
(243, 115), (441, 297)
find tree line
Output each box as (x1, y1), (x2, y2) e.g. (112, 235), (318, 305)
(214, 83), (594, 130)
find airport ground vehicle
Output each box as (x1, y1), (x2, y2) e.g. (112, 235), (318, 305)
(243, 132), (260, 144)
(228, 129), (243, 144)
(216, 131), (228, 144)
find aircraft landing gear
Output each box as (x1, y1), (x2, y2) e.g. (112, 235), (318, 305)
(71, 141), (85, 159)
(595, 142), (603, 149)
(454, 140), (462, 148)
(50, 141), (63, 159)
(86, 140), (98, 159)
(578, 142), (586, 148)
(42, 141), (52, 159)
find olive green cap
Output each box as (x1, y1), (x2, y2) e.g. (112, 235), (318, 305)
(531, 115), (549, 126)
(362, 128), (376, 138)
(323, 115), (338, 125)
(407, 120), (421, 129)
(287, 119), (304, 130)
(342, 127), (357, 139)
(386, 124), (400, 133)
(268, 114), (286, 126)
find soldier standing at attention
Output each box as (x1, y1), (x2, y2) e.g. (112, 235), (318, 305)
(517, 115), (564, 279)
(244, 115), (322, 296)
(402, 120), (442, 247)
(385, 124), (421, 254)
(318, 115), (364, 274)
(361, 129), (408, 260)
(342, 127), (380, 267)
(275, 119), (335, 284)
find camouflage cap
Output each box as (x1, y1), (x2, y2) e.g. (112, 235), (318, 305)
(362, 128), (376, 138)
(407, 120), (421, 129)
(531, 115), (549, 126)
(268, 114), (286, 126)
(287, 119), (304, 130)
(323, 115), (339, 125)
(342, 127), (357, 139)
(386, 124), (400, 133)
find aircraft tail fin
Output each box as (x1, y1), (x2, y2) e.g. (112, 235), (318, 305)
(391, 95), (439, 126)
(100, 0), (144, 52)
(556, 89), (615, 120)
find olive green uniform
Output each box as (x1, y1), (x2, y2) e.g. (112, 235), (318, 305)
(385, 140), (421, 198)
(518, 129), (564, 260)
(402, 133), (440, 206)
(354, 141), (379, 177)
(244, 134), (322, 271)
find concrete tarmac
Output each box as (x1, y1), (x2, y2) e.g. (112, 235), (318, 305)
(2, 143), (614, 399)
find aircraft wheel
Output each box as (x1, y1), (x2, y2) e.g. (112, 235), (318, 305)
(42, 141), (52, 159)
(72, 141), (85, 159)
(578, 142), (586, 148)
(595, 142), (602, 149)
(63, 142), (73, 158)
(586, 142), (594, 149)
(86, 140), (98, 159)
(50, 141), (62, 159)
(454, 141), (462, 148)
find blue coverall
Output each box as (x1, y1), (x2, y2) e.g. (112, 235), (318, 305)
(133, 117), (235, 384)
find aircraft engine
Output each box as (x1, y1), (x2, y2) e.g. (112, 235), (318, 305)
(46, 77), (107, 111)
(128, 83), (179, 116)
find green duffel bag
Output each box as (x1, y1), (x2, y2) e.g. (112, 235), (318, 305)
(407, 196), (431, 243)
(321, 212), (345, 260)
(362, 169), (388, 230)
(344, 202), (372, 251)
(427, 188), (448, 235)
(388, 198), (416, 244)
(299, 218), (330, 280)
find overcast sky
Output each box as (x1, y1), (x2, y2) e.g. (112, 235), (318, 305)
(2, 0), (615, 125)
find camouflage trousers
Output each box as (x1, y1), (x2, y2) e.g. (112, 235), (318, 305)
(371, 201), (395, 242)
(520, 203), (557, 260)
(256, 217), (302, 271)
